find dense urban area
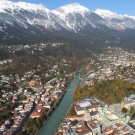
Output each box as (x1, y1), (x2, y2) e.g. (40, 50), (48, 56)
(0, 42), (89, 135)
(1, 44), (135, 135)
(56, 47), (135, 135)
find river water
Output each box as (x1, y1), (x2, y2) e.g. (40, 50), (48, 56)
(37, 72), (81, 135)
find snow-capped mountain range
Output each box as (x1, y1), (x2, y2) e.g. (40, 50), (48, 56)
(0, 0), (135, 43)
(95, 9), (135, 30)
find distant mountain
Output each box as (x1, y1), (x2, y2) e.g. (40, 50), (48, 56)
(0, 1), (66, 30)
(95, 9), (135, 30)
(52, 3), (104, 32)
(0, 1), (135, 45)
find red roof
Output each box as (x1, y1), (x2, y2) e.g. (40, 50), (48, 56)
(76, 124), (91, 135)
(30, 106), (44, 118)
(56, 131), (63, 135)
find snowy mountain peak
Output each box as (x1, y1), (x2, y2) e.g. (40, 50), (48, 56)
(95, 9), (121, 19)
(95, 8), (135, 20)
(16, 2), (49, 12)
(51, 3), (93, 32)
(53, 3), (90, 14)
(0, 0), (50, 13)
(0, 0), (135, 39)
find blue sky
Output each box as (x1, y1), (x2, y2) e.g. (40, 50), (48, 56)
(11, 0), (135, 16)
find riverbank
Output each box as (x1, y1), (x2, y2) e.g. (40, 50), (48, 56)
(54, 69), (86, 134)
(35, 76), (74, 135)
(37, 72), (81, 135)
(54, 103), (74, 135)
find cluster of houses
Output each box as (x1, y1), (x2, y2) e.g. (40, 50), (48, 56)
(0, 59), (12, 65)
(0, 76), (66, 135)
(0, 46), (72, 134)
(57, 97), (135, 135)
(0, 62), (68, 135)
(0, 102), (34, 135)
(83, 47), (135, 86)
(98, 47), (135, 79)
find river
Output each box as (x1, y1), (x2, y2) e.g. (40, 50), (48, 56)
(37, 72), (82, 135)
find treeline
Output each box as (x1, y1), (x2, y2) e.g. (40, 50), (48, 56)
(73, 79), (135, 105)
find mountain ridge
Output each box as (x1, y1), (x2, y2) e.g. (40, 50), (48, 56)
(1, 1), (135, 31)
(0, 1), (135, 45)
(95, 9), (135, 20)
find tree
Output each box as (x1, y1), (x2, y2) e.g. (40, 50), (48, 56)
(122, 108), (128, 114)
(68, 106), (76, 116)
